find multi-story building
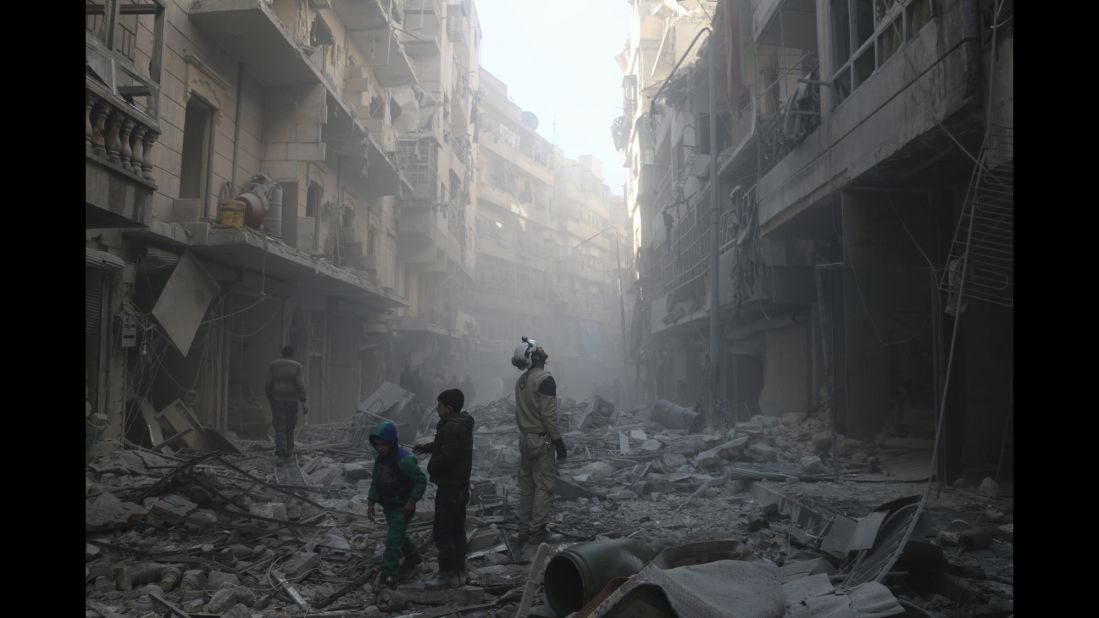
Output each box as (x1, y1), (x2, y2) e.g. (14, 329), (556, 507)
(392, 0), (482, 380)
(85, 0), (474, 454)
(471, 68), (627, 404)
(622, 0), (1012, 480)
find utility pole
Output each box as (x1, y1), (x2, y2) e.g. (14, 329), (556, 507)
(707, 38), (721, 430)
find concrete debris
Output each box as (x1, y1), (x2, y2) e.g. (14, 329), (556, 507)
(86, 491), (147, 532)
(282, 551), (321, 578)
(718, 436), (750, 459)
(207, 570), (240, 590)
(145, 494), (197, 525)
(249, 502), (288, 521)
(693, 447), (723, 469)
(662, 453), (688, 469)
(838, 438), (866, 457)
(205, 587), (238, 613)
(799, 455), (826, 475)
(812, 431), (834, 453)
(978, 477), (1000, 498)
(342, 461), (372, 480)
(84, 394), (1010, 617)
(744, 441), (777, 463)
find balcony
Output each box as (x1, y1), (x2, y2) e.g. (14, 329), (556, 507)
(189, 0), (321, 87)
(478, 123), (554, 186)
(397, 204), (462, 268)
(86, 1), (165, 228)
(400, 0), (443, 57)
(332, 0), (418, 87)
(396, 137), (440, 203)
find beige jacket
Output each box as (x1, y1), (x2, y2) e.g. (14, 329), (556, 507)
(514, 367), (560, 441)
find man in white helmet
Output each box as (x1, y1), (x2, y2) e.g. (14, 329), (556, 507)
(511, 337), (567, 545)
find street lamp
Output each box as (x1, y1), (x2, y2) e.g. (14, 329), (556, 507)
(571, 225), (630, 410)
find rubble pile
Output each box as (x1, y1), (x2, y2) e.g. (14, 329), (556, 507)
(86, 391), (1012, 617)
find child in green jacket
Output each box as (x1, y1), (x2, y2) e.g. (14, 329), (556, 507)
(366, 420), (427, 588)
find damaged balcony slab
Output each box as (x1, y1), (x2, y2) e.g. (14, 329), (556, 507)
(188, 0), (322, 87)
(190, 225), (408, 310)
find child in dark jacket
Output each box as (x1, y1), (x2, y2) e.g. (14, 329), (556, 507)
(367, 420), (427, 589)
(413, 389), (475, 589)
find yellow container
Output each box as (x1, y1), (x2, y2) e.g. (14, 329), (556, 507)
(218, 200), (245, 227)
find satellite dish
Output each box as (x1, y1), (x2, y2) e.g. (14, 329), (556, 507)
(521, 111), (539, 131)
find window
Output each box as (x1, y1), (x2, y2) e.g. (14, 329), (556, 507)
(306, 183), (323, 217)
(180, 95), (214, 202)
(830, 0), (927, 106)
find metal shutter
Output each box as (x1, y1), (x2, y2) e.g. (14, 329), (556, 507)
(86, 269), (104, 338)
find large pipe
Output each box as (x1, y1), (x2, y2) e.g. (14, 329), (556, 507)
(543, 539), (660, 616)
(650, 399), (703, 432)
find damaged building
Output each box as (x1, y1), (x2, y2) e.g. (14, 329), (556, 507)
(86, 0), (480, 451)
(86, 1), (1013, 617)
(620, 0), (1013, 483)
(471, 68), (630, 405)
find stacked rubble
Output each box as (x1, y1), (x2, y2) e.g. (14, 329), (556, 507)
(85, 390), (1013, 617)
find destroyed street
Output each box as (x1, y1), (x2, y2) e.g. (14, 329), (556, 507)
(85, 388), (1013, 617)
(86, 0), (1013, 616)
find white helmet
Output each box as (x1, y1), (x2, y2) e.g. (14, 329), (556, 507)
(511, 336), (538, 370)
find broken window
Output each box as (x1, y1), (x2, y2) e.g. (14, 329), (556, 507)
(830, 0), (926, 105)
(85, 1), (166, 119)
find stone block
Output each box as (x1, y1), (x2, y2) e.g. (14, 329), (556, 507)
(207, 570), (239, 590)
(343, 461), (372, 480)
(250, 502), (287, 521)
(745, 442), (777, 463)
(799, 455), (826, 475)
(694, 447), (723, 469)
(641, 439), (662, 452)
(662, 453), (687, 469)
(283, 551), (320, 578)
(718, 436), (750, 459)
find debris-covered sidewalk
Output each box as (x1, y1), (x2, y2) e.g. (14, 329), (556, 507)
(86, 386), (1013, 617)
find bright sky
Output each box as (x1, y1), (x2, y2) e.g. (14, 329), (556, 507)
(475, 0), (631, 196)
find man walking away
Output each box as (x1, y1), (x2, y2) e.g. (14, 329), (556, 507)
(413, 389), (474, 588)
(266, 346), (307, 463)
(366, 421), (427, 589)
(460, 375), (477, 407)
(512, 337), (567, 545)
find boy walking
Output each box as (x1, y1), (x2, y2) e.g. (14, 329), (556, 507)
(366, 421), (427, 589)
(413, 389), (474, 589)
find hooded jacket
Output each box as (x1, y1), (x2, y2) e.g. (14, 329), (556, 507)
(366, 421), (427, 509)
(421, 411), (475, 485)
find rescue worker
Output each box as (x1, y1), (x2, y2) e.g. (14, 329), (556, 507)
(512, 337), (567, 545)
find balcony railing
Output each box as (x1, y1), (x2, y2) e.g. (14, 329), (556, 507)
(86, 77), (159, 185)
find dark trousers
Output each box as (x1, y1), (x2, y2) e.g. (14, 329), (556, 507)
(433, 483), (470, 573)
(271, 400), (298, 457)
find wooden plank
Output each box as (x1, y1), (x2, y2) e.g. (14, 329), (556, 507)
(515, 543), (551, 618)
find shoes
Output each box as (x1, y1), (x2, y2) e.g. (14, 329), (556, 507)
(398, 550), (422, 577)
(526, 528), (561, 545)
(424, 570), (461, 590)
